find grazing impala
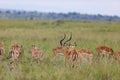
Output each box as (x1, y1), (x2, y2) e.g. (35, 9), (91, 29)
(8, 44), (23, 63)
(30, 45), (44, 64)
(0, 42), (5, 61)
(77, 48), (93, 64)
(52, 33), (78, 67)
(96, 46), (114, 61)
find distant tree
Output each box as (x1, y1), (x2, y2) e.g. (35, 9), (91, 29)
(0, 9), (120, 21)
(0, 11), (2, 14)
(29, 16), (34, 20)
(6, 10), (11, 14)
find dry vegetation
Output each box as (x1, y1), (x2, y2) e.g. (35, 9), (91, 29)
(0, 20), (120, 80)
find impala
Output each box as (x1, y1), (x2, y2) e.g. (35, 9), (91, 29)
(96, 46), (114, 61)
(77, 48), (93, 64)
(30, 45), (44, 64)
(8, 44), (23, 63)
(52, 33), (67, 63)
(0, 42), (5, 61)
(52, 33), (78, 67)
(66, 43), (78, 68)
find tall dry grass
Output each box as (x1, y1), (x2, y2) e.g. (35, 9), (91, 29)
(0, 20), (120, 80)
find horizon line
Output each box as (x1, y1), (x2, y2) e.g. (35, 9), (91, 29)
(0, 8), (120, 17)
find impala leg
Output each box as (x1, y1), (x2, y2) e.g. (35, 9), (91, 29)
(31, 57), (34, 65)
(74, 55), (79, 68)
(9, 60), (15, 71)
(89, 54), (93, 64)
(78, 54), (82, 65)
(38, 57), (42, 64)
(108, 54), (114, 62)
(69, 55), (75, 68)
(52, 54), (58, 64)
(96, 53), (102, 62)
(64, 57), (67, 67)
(72, 54), (79, 68)
(65, 55), (71, 67)
(65, 55), (69, 67)
(68, 57), (72, 68)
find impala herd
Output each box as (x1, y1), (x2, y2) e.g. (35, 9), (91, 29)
(0, 33), (120, 69)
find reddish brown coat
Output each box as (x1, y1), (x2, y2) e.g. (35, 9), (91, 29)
(30, 46), (43, 64)
(96, 46), (114, 60)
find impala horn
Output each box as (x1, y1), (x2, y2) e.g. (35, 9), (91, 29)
(63, 33), (72, 46)
(60, 33), (66, 46)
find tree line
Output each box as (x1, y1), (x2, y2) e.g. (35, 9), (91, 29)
(0, 9), (120, 21)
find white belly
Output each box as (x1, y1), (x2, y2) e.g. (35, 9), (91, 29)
(58, 53), (64, 56)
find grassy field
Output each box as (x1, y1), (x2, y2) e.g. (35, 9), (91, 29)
(0, 20), (120, 80)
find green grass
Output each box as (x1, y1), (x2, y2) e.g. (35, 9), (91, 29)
(0, 19), (120, 80)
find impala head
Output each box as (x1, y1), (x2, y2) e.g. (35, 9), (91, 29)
(69, 42), (77, 48)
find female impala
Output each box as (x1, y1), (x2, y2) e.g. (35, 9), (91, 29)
(0, 42), (5, 61)
(65, 43), (78, 68)
(30, 45), (44, 64)
(8, 44), (23, 71)
(8, 44), (23, 63)
(77, 48), (93, 64)
(96, 45), (114, 61)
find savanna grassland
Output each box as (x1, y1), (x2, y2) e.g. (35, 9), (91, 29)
(0, 19), (120, 80)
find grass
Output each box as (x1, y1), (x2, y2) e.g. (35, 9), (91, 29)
(0, 19), (120, 80)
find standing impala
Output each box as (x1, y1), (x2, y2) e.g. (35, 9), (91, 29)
(8, 44), (23, 63)
(30, 45), (44, 64)
(52, 34), (70, 64)
(8, 44), (23, 71)
(96, 45), (114, 61)
(77, 48), (93, 64)
(0, 42), (5, 61)
(66, 42), (78, 68)
(52, 34), (78, 67)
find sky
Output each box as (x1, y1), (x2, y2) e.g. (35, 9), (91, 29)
(0, 0), (120, 16)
